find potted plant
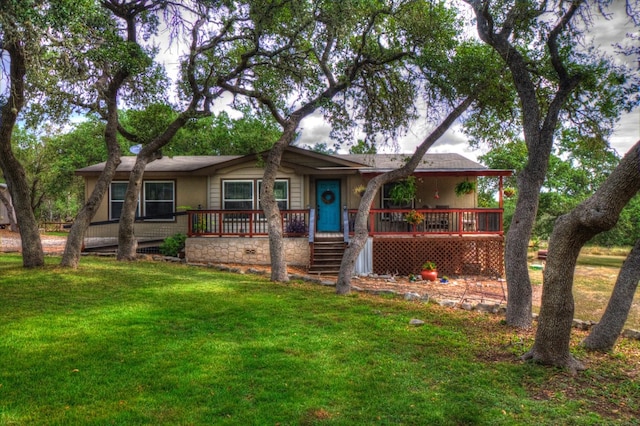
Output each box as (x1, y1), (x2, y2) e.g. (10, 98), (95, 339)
(389, 176), (417, 207)
(404, 209), (424, 226)
(420, 261), (438, 281)
(454, 180), (475, 197)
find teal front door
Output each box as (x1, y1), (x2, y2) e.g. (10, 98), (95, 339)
(316, 180), (341, 232)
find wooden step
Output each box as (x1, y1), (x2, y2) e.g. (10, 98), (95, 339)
(309, 238), (345, 274)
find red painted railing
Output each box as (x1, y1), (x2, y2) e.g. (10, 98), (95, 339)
(187, 208), (503, 237)
(347, 208), (503, 236)
(186, 209), (310, 237)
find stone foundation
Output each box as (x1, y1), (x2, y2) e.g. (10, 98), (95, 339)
(185, 236), (309, 267)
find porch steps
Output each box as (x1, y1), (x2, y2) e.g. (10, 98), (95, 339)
(308, 237), (346, 275)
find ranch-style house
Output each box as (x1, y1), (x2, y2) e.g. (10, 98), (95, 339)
(76, 146), (513, 277)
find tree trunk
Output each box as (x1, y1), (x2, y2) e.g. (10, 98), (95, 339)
(523, 142), (640, 372)
(0, 188), (17, 231)
(503, 168), (541, 328)
(0, 153), (44, 267)
(582, 238), (640, 352)
(61, 152), (122, 268)
(116, 112), (192, 261)
(336, 178), (381, 294)
(465, 0), (583, 329)
(116, 156), (147, 261)
(0, 40), (44, 268)
(336, 97), (473, 294)
(262, 133), (292, 282)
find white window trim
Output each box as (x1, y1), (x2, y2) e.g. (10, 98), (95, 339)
(109, 181), (140, 221)
(143, 180), (175, 221)
(222, 179), (255, 210)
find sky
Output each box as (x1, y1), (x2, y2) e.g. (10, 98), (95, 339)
(2, 3), (638, 161)
(286, 2), (640, 161)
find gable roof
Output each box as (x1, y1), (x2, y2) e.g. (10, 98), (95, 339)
(75, 147), (512, 177)
(343, 152), (511, 177)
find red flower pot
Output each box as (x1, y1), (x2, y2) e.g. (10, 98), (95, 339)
(421, 270), (438, 281)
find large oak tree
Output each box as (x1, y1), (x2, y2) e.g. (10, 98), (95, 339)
(523, 141), (640, 372)
(462, 0), (638, 328)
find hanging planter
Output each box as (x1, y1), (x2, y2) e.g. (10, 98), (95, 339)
(389, 176), (417, 207)
(353, 184), (366, 197)
(503, 187), (516, 198)
(454, 180), (475, 197)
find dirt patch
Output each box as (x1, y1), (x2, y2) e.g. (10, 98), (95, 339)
(0, 229), (66, 254)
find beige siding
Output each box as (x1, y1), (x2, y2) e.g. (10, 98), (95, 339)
(209, 164), (302, 209)
(84, 176), (208, 222)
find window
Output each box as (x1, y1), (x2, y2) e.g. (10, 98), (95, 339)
(222, 179), (289, 212)
(109, 182), (128, 220)
(109, 181), (172, 221)
(223, 180), (254, 210)
(381, 182), (414, 209)
(381, 182), (414, 221)
(144, 181), (175, 220)
(259, 180), (289, 211)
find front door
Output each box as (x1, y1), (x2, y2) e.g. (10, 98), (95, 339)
(316, 180), (341, 232)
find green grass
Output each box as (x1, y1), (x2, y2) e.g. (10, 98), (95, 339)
(528, 247), (640, 328)
(1, 254), (639, 425)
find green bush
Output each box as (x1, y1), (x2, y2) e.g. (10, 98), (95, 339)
(159, 233), (186, 257)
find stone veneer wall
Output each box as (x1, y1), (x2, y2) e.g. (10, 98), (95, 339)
(185, 237), (310, 267)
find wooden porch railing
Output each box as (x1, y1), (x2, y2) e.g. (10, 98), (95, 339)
(346, 208), (504, 236)
(187, 208), (503, 237)
(186, 209), (310, 237)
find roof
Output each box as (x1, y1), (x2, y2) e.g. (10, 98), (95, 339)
(75, 148), (512, 177)
(75, 155), (240, 176)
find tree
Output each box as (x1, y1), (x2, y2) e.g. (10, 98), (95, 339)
(40, 118), (117, 222)
(60, 0), (169, 268)
(336, 97), (474, 293)
(336, 37), (512, 292)
(523, 141), (640, 372)
(462, 0), (638, 328)
(9, 127), (46, 215)
(478, 138), (620, 239)
(0, 1), (57, 267)
(165, 110), (281, 156)
(114, 1), (237, 261)
(0, 184), (17, 231)
(349, 139), (377, 155)
(195, 0), (458, 281)
(581, 237), (640, 352)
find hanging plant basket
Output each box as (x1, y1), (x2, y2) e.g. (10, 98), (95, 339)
(389, 176), (417, 207)
(503, 187), (516, 198)
(454, 180), (475, 197)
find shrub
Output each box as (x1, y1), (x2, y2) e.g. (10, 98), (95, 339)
(285, 216), (307, 234)
(159, 233), (187, 257)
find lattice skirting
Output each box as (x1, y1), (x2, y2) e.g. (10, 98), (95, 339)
(372, 236), (504, 277)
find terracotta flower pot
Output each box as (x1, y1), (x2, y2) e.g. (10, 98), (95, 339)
(421, 270), (438, 281)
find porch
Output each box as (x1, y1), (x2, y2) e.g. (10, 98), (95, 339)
(185, 207), (504, 277)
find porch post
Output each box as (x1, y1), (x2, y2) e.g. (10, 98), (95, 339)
(343, 205), (349, 243)
(499, 176), (504, 208)
(308, 207), (315, 243)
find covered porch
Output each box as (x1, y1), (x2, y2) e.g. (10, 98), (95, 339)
(185, 206), (504, 277)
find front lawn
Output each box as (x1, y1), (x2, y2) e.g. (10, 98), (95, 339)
(0, 254), (638, 425)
